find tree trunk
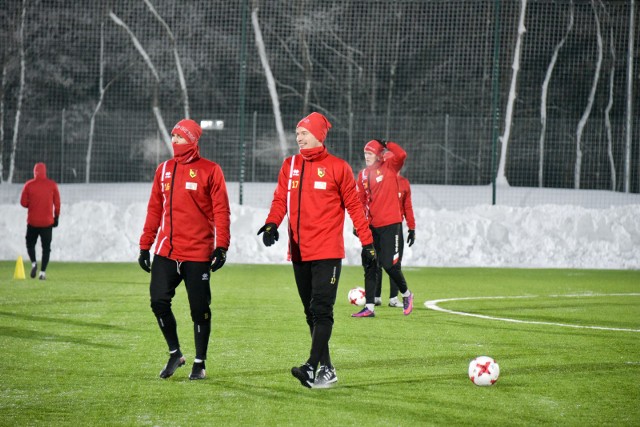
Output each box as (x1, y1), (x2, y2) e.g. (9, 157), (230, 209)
(251, 1), (288, 158)
(574, 0), (603, 189)
(605, 26), (616, 191)
(539, 1), (573, 187)
(7, 0), (26, 184)
(496, 0), (528, 186)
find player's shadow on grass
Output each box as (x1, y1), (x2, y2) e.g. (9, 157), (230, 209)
(0, 325), (123, 349)
(0, 310), (129, 331)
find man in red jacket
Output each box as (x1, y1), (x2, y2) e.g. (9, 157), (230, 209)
(138, 119), (231, 381)
(258, 112), (376, 389)
(375, 171), (416, 307)
(354, 139), (414, 317)
(20, 162), (60, 280)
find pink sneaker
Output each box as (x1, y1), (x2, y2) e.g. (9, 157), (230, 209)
(403, 292), (414, 316)
(351, 308), (375, 318)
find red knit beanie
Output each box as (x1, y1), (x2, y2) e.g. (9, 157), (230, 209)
(297, 112), (332, 143)
(364, 140), (385, 156)
(172, 119), (202, 144)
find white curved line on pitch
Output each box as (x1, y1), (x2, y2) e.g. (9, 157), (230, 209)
(424, 294), (640, 333)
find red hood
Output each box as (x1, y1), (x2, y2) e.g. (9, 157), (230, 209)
(34, 162), (47, 179)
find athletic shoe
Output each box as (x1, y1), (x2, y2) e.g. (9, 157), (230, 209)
(351, 308), (375, 318)
(291, 363), (315, 388)
(403, 292), (414, 316)
(159, 351), (185, 379)
(374, 297), (382, 306)
(314, 365), (337, 389)
(39, 272), (46, 280)
(189, 362), (206, 380)
(30, 264), (37, 279)
(388, 297), (403, 308)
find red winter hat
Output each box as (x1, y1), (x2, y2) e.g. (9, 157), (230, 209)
(172, 119), (202, 144)
(297, 112), (332, 143)
(364, 140), (385, 156)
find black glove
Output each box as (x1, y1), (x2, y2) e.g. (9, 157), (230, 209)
(375, 139), (387, 148)
(407, 229), (415, 247)
(352, 227), (358, 237)
(210, 247), (227, 273)
(361, 243), (377, 267)
(53, 216), (59, 227)
(257, 223), (279, 247)
(138, 249), (151, 273)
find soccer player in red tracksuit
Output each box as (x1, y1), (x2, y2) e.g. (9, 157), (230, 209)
(138, 119), (231, 381)
(258, 112), (377, 389)
(353, 139), (415, 318)
(375, 172), (416, 307)
(20, 162), (61, 280)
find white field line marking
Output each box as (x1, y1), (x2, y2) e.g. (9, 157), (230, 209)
(424, 293), (640, 332)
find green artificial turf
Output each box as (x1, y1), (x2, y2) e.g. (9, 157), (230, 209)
(0, 262), (638, 426)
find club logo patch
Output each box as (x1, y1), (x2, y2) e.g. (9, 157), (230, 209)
(317, 167), (326, 178)
(190, 169), (197, 178)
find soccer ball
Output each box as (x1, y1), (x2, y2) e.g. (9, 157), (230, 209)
(348, 287), (366, 306)
(468, 356), (500, 386)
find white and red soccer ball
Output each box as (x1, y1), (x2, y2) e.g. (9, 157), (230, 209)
(468, 356), (500, 386)
(348, 287), (366, 306)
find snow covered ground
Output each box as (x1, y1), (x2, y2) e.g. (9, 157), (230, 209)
(1, 182), (639, 269)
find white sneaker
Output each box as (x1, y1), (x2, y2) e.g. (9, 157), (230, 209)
(313, 365), (337, 389)
(388, 297), (403, 307)
(39, 271), (46, 280)
(374, 297), (382, 306)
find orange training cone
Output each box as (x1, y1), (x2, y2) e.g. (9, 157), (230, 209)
(14, 256), (26, 280)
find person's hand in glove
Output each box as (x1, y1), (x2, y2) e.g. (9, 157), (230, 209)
(407, 229), (415, 247)
(361, 243), (377, 267)
(210, 247), (227, 272)
(257, 223), (279, 247)
(53, 216), (59, 227)
(138, 249), (151, 273)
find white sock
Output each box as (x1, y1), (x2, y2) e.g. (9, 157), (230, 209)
(32, 262), (37, 267)
(366, 303), (375, 311)
(194, 358), (203, 363)
(402, 290), (411, 298)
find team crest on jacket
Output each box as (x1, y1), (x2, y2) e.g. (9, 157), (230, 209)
(317, 167), (326, 178)
(189, 169), (198, 178)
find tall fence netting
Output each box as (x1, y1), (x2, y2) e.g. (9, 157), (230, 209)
(1, 0), (638, 208)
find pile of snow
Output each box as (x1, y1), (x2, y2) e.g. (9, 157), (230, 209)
(1, 183), (639, 269)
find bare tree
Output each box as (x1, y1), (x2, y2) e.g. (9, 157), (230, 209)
(574, 0), (603, 189)
(109, 11), (171, 151)
(604, 25), (616, 191)
(0, 65), (6, 183)
(143, 0), (190, 119)
(495, 0), (527, 186)
(539, 1), (574, 187)
(625, 0), (635, 193)
(7, 0), (26, 184)
(86, 22), (117, 184)
(251, 0), (288, 158)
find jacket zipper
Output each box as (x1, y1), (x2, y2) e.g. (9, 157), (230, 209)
(296, 159), (305, 244)
(167, 162), (177, 257)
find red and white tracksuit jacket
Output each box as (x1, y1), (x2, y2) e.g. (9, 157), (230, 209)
(20, 162), (60, 228)
(397, 175), (416, 230)
(266, 146), (373, 262)
(140, 157), (231, 262)
(356, 142), (406, 228)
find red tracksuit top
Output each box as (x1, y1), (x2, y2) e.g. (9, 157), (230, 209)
(20, 163), (61, 228)
(356, 142), (406, 228)
(397, 175), (416, 230)
(140, 157), (231, 262)
(266, 146), (373, 262)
